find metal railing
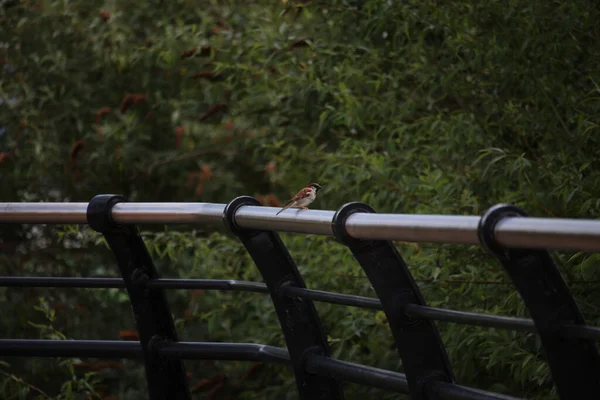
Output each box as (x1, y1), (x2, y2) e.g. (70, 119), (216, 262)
(1, 194), (600, 400)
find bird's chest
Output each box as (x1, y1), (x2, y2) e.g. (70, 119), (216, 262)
(296, 190), (316, 206)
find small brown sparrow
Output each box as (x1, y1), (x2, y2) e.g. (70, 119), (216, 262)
(276, 183), (322, 215)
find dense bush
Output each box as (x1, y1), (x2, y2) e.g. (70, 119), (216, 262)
(1, 0), (600, 399)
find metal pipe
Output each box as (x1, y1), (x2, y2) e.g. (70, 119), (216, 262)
(282, 286), (382, 310)
(111, 202), (224, 225)
(0, 277), (126, 288)
(0, 339), (290, 365)
(5, 277), (598, 340)
(0, 202), (89, 224)
(160, 342), (290, 365)
(345, 213), (481, 244)
(1, 202), (600, 251)
(493, 217), (600, 252)
(0, 277), (268, 293)
(306, 355), (410, 394)
(146, 279), (268, 293)
(234, 207), (335, 236)
(404, 304), (536, 333)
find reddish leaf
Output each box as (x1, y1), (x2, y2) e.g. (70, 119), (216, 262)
(264, 161), (277, 177)
(120, 94), (147, 114)
(175, 125), (185, 148)
(70, 139), (86, 172)
(118, 330), (139, 341)
(266, 194), (282, 207)
(181, 48), (197, 59)
(95, 106), (112, 125)
(99, 10), (110, 22)
(0, 152), (13, 165)
(190, 71), (223, 82)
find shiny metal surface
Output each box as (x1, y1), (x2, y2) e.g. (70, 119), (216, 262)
(0, 202), (89, 224)
(345, 213), (481, 244)
(111, 202), (224, 225)
(1, 202), (600, 251)
(235, 206), (335, 236)
(495, 217), (600, 252)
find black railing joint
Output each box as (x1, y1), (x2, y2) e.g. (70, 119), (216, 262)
(398, 302), (424, 328)
(278, 280), (309, 304)
(147, 335), (174, 362)
(130, 268), (151, 294)
(300, 346), (328, 375)
(147, 335), (164, 357)
(332, 202), (375, 246)
(222, 195), (262, 237)
(86, 194), (126, 232)
(477, 203), (527, 261)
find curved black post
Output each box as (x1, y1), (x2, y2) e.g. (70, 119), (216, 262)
(332, 202), (454, 399)
(478, 204), (600, 399)
(87, 195), (190, 400)
(223, 196), (344, 400)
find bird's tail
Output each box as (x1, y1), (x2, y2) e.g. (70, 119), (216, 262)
(276, 203), (292, 215)
(276, 207), (286, 216)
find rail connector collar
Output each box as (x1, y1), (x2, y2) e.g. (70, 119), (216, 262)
(146, 334), (171, 363)
(223, 195), (262, 236)
(478, 203), (528, 260)
(87, 194), (127, 233)
(332, 202), (376, 246)
(300, 345), (327, 373)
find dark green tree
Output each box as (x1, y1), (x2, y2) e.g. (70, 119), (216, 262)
(2, 0), (600, 398)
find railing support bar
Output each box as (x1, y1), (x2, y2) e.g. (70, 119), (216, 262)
(87, 194), (190, 400)
(331, 202), (455, 399)
(224, 196), (344, 400)
(478, 204), (600, 399)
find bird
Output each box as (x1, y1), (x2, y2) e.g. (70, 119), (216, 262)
(276, 183), (322, 215)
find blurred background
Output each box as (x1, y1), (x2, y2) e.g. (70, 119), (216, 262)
(1, 0), (600, 399)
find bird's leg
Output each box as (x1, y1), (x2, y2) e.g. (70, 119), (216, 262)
(301, 207), (309, 210)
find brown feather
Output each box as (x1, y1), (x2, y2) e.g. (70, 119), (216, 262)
(276, 187), (313, 215)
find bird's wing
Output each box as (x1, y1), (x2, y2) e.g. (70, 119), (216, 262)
(288, 187), (313, 203)
(276, 188), (313, 215)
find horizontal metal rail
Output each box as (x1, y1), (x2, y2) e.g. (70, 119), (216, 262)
(0, 277), (267, 292)
(4, 276), (600, 341)
(306, 355), (409, 394)
(1, 202), (599, 251)
(0, 339), (519, 398)
(0, 339), (289, 364)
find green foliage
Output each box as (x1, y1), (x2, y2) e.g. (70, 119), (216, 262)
(2, 0), (600, 399)
(2, 298), (101, 400)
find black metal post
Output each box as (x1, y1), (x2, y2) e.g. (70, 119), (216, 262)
(223, 196), (344, 400)
(86, 195), (191, 400)
(332, 202), (455, 399)
(478, 204), (600, 400)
